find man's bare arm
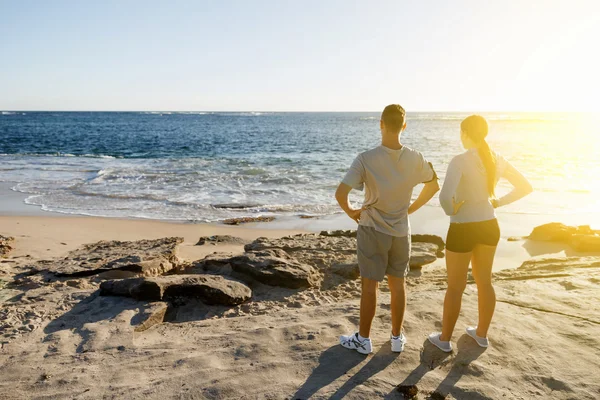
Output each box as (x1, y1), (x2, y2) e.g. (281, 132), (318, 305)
(408, 180), (440, 215)
(335, 183), (363, 223)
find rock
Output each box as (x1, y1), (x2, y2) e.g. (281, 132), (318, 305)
(222, 216), (275, 225)
(528, 223), (600, 253)
(227, 250), (320, 289)
(196, 235), (248, 246)
(571, 234), (600, 252)
(212, 203), (260, 209)
(508, 236), (526, 242)
(529, 223), (577, 242)
(245, 234), (356, 254)
(494, 256), (600, 281)
(131, 302), (169, 332)
(42, 237), (183, 278)
(410, 243), (439, 268)
(396, 384), (419, 398)
(100, 275), (252, 306)
(320, 230), (357, 238)
(0, 235), (14, 257)
(528, 223), (594, 242)
(412, 234), (445, 257)
(331, 263), (360, 280)
(244, 233), (440, 277)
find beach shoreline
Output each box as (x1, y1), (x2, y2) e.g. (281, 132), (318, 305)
(3, 181), (598, 273)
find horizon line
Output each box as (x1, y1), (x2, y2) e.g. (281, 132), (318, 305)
(1, 110), (594, 114)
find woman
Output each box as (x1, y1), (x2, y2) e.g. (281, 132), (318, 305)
(429, 115), (533, 352)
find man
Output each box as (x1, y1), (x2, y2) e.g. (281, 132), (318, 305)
(336, 104), (439, 354)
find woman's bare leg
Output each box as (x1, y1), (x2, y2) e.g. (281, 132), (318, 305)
(439, 251), (471, 341)
(470, 244), (497, 338)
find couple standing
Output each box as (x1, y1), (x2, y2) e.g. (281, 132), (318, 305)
(335, 104), (533, 354)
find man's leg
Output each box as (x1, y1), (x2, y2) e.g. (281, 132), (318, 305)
(359, 277), (379, 338)
(387, 275), (406, 337)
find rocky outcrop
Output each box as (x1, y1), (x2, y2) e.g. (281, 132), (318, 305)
(196, 235), (249, 246)
(528, 223), (600, 252)
(244, 233), (440, 272)
(100, 275), (252, 306)
(222, 216), (275, 225)
(528, 223), (596, 242)
(320, 230), (357, 238)
(412, 234), (445, 258)
(0, 235), (14, 257)
(245, 234), (356, 254)
(42, 237), (183, 278)
(330, 263), (360, 280)
(193, 249), (320, 289)
(410, 243), (439, 268)
(570, 235), (600, 253)
(494, 256), (600, 281)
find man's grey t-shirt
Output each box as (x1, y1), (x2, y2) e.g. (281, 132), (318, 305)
(342, 145), (435, 237)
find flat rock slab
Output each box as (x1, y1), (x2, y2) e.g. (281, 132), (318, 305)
(222, 216), (275, 225)
(195, 249), (320, 289)
(196, 235), (249, 246)
(245, 234), (440, 272)
(229, 250), (320, 289)
(495, 256), (600, 281)
(0, 235), (14, 257)
(100, 275), (252, 306)
(41, 237), (183, 278)
(320, 230), (357, 238)
(410, 243), (440, 268)
(245, 234), (356, 253)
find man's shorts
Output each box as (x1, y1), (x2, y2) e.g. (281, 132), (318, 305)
(357, 225), (411, 282)
(446, 218), (500, 253)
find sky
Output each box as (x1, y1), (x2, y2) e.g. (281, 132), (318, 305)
(1, 0), (599, 112)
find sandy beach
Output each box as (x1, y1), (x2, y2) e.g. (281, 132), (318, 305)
(1, 197), (600, 399)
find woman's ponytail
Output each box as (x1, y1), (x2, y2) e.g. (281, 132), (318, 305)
(461, 115), (496, 198)
(477, 139), (496, 198)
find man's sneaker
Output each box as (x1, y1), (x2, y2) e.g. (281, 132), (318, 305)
(340, 332), (373, 354)
(391, 333), (407, 353)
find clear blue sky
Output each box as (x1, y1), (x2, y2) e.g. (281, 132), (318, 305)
(1, 0), (599, 111)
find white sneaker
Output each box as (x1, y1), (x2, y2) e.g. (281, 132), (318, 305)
(466, 326), (489, 348)
(428, 332), (453, 353)
(340, 332), (373, 354)
(391, 333), (407, 353)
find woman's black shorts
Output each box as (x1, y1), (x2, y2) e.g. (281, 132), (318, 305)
(446, 219), (500, 253)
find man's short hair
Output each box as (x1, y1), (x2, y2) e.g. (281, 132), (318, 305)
(381, 104), (406, 133)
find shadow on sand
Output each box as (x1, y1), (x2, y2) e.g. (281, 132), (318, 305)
(44, 291), (156, 353)
(391, 335), (488, 399)
(292, 342), (400, 399)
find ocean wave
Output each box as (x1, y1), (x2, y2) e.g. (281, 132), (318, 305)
(0, 152), (118, 159)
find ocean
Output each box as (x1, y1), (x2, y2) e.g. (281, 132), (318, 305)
(1, 111), (599, 226)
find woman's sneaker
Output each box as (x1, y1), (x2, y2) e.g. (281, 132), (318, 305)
(466, 326), (489, 348)
(340, 332), (373, 354)
(391, 333), (407, 352)
(428, 332), (453, 353)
